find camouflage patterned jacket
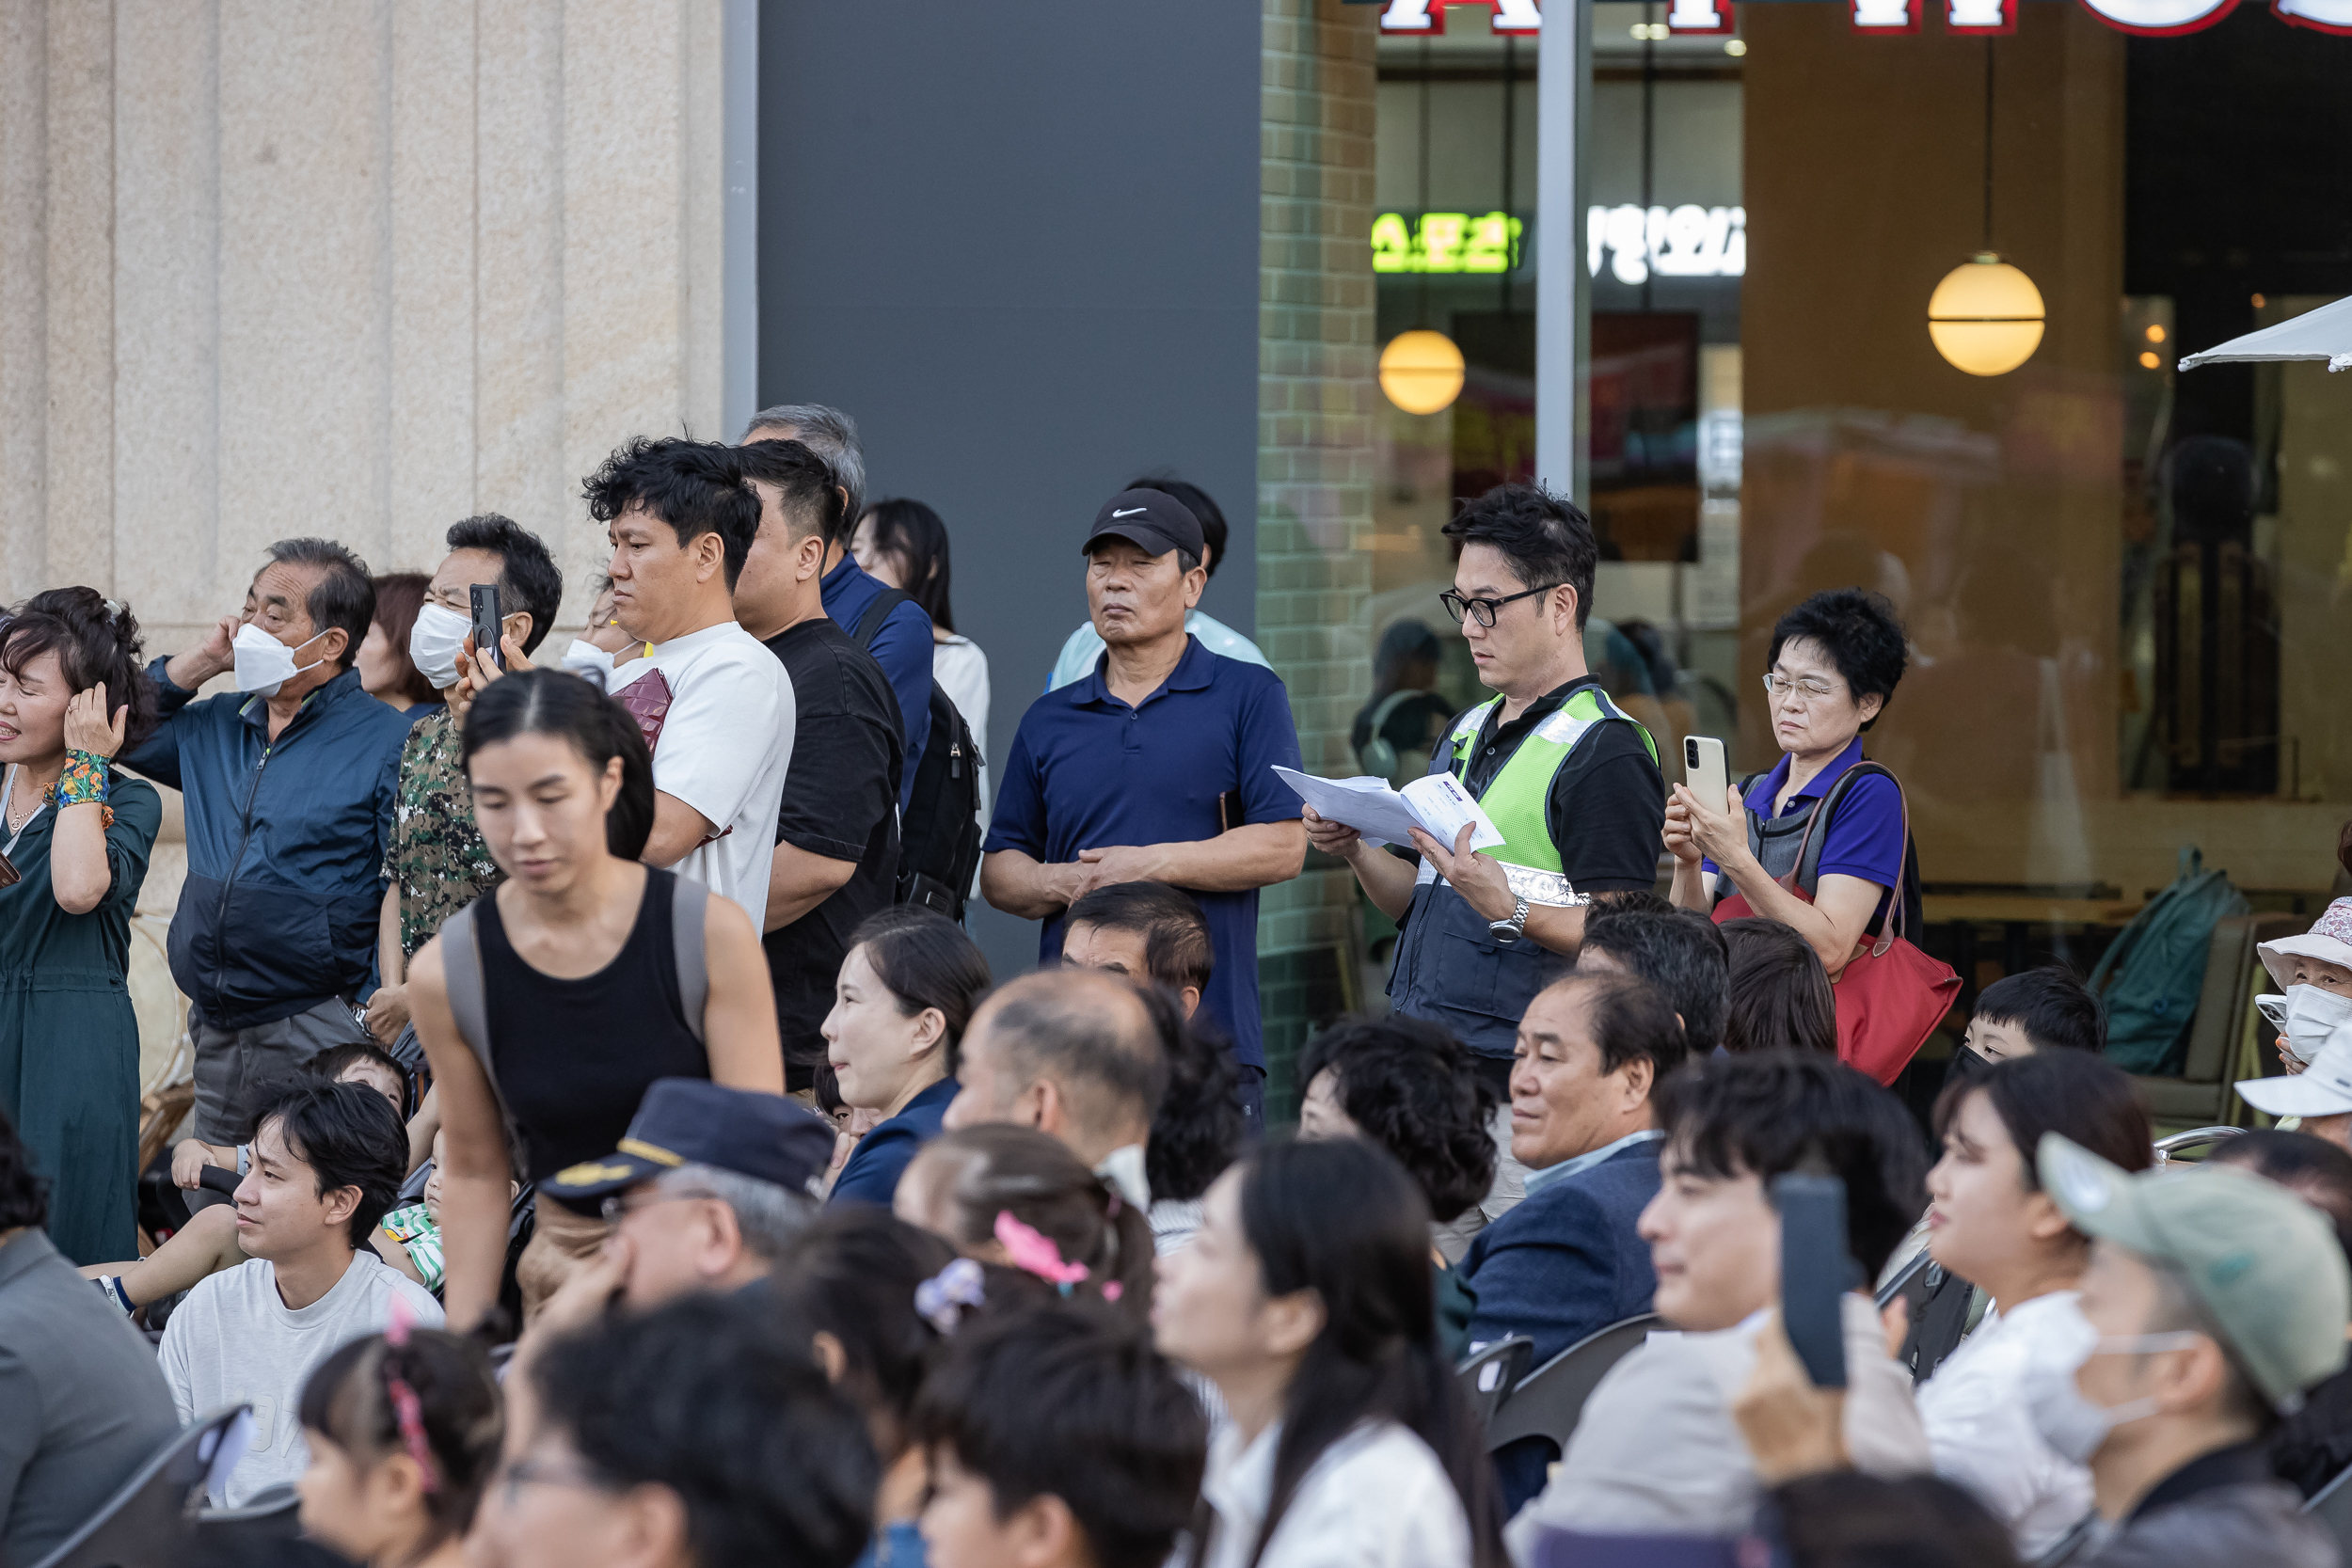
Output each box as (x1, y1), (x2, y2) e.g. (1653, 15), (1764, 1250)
(388, 706), (501, 961)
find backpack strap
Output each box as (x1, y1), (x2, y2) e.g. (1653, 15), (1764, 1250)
(438, 903), (493, 1068)
(669, 871), (708, 1044)
(1784, 761), (1915, 956)
(853, 587), (914, 651)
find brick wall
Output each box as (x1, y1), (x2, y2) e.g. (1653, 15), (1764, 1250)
(1256, 0), (1379, 1124)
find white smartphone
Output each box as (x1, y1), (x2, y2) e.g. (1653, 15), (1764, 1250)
(1683, 735), (1729, 809)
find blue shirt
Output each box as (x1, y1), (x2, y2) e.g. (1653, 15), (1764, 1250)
(1704, 736), (1904, 893)
(985, 637), (1304, 1068)
(822, 552), (933, 812)
(829, 1076), (959, 1207)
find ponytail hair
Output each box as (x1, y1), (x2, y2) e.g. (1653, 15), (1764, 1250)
(460, 669), (655, 860)
(0, 588), (159, 752)
(1232, 1138), (1504, 1568)
(298, 1326), (502, 1557)
(911, 1124), (1153, 1323)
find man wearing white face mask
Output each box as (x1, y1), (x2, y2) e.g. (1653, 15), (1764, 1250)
(2253, 898), (2352, 1077)
(362, 516), (565, 1070)
(2027, 1134), (2348, 1567)
(121, 540), (419, 1152)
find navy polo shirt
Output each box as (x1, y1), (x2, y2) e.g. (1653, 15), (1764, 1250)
(984, 637), (1304, 1068)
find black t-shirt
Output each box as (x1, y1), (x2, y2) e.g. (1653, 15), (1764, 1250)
(1449, 674), (1665, 893)
(762, 617), (905, 1083)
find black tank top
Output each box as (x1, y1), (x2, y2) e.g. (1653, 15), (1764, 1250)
(474, 868), (709, 1182)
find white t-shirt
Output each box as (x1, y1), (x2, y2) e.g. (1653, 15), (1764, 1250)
(1915, 1290), (2098, 1557)
(932, 634), (992, 819)
(159, 1251), (444, 1505)
(610, 621), (795, 933)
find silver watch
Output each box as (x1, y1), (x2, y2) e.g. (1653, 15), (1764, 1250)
(1489, 896), (1532, 946)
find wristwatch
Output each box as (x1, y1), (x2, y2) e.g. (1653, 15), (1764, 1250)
(1489, 896), (1532, 947)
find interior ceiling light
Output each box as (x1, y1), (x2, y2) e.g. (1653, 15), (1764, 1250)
(1930, 43), (2042, 376)
(1380, 329), (1467, 415)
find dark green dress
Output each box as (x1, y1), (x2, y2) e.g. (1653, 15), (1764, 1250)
(0, 769), (161, 1263)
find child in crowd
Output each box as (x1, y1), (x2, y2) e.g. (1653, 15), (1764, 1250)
(294, 1324), (501, 1568)
(86, 1044), (435, 1311)
(912, 1307), (1207, 1568)
(894, 1124), (1155, 1323)
(1949, 966), (2105, 1081)
(160, 1081), (442, 1505)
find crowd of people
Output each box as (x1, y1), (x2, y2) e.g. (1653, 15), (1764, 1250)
(3, 401), (2352, 1568)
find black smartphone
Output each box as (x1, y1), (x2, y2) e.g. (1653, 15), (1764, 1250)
(469, 582), (503, 671)
(1771, 1171), (1852, 1389)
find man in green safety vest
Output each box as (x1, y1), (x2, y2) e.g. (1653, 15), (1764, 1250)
(1306, 483), (1667, 1102)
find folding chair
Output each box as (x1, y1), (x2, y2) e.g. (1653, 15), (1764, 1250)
(28, 1406), (249, 1568)
(190, 1484), (301, 1553)
(2305, 1461), (2352, 1565)
(1457, 1335), (1534, 1428)
(1485, 1314), (1660, 1457)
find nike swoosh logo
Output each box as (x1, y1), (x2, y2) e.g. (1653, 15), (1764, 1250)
(1111, 507), (1147, 517)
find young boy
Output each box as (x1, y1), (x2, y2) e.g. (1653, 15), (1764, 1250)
(1953, 965), (2105, 1073)
(158, 1080), (441, 1505)
(912, 1307), (1205, 1568)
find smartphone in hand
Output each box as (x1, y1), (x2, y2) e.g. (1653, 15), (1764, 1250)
(470, 582), (504, 672)
(1684, 735), (1729, 806)
(1772, 1171), (1852, 1389)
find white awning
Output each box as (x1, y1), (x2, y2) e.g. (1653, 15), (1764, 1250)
(2178, 294), (2352, 372)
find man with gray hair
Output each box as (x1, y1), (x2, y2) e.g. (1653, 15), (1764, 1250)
(125, 539), (418, 1149)
(742, 403), (933, 807)
(537, 1078), (835, 1309)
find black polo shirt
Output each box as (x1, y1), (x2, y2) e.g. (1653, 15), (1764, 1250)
(762, 616), (905, 1085)
(1447, 674), (1665, 893)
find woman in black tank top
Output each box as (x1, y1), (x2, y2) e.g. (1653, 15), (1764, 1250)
(407, 670), (784, 1331)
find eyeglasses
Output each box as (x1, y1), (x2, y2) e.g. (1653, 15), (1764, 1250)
(597, 1187), (717, 1225)
(1760, 673), (1844, 705)
(1439, 583), (1565, 628)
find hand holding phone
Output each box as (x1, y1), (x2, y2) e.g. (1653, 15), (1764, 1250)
(470, 583), (504, 673)
(1683, 735), (1729, 808)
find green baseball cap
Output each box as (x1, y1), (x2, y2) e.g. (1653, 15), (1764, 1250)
(2038, 1132), (2351, 1410)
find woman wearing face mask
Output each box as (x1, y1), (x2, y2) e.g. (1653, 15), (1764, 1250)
(1152, 1136), (1503, 1568)
(822, 907), (991, 1207)
(358, 573), (443, 718)
(2254, 900), (2352, 1075)
(406, 670), (784, 1331)
(0, 590), (163, 1265)
(1913, 1051), (2153, 1557)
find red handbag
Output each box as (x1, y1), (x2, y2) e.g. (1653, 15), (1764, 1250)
(612, 667), (673, 756)
(1712, 766), (1961, 1085)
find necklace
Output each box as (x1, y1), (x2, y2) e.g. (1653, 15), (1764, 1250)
(4, 771), (37, 835)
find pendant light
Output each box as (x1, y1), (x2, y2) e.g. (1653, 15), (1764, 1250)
(1929, 41), (2043, 377)
(1382, 42), (1467, 415)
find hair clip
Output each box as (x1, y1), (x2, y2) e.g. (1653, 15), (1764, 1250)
(102, 598), (124, 624)
(994, 1211), (1090, 1292)
(914, 1257), (987, 1335)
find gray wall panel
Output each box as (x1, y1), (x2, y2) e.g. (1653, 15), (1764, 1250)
(759, 0), (1263, 981)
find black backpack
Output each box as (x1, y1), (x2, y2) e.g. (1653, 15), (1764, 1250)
(854, 589), (985, 922)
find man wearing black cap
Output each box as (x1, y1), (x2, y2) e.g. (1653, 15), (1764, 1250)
(537, 1078), (835, 1309)
(982, 488), (1306, 1129)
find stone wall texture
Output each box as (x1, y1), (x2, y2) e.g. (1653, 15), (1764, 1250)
(1256, 0), (1378, 1120)
(0, 0), (728, 656)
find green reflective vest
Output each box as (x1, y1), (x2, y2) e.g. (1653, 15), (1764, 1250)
(1443, 685), (1659, 879)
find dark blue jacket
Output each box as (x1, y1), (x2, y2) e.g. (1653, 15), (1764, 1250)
(828, 1076), (958, 1207)
(121, 663), (411, 1030)
(1462, 1135), (1663, 1516)
(822, 553), (933, 813)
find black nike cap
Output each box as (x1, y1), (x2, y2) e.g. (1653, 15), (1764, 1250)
(1082, 488), (1206, 562)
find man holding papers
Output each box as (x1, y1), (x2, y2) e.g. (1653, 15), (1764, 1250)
(1302, 483), (1666, 1091)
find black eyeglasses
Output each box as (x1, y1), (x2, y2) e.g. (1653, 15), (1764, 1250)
(1439, 582), (1565, 628)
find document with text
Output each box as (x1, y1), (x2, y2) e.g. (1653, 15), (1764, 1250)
(1272, 767), (1506, 853)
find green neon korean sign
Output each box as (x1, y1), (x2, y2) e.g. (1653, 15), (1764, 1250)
(1372, 211), (1525, 275)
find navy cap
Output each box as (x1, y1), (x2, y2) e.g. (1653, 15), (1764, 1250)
(1082, 488), (1205, 562)
(542, 1078), (835, 1202)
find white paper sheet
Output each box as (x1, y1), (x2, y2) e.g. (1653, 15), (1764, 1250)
(1273, 767), (1505, 852)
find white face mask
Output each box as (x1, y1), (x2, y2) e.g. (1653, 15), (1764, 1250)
(2281, 985), (2352, 1067)
(2022, 1315), (2208, 1465)
(406, 600), (474, 693)
(558, 639), (616, 691)
(233, 622), (330, 697)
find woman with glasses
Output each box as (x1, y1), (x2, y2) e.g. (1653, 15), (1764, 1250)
(1662, 587), (1912, 981)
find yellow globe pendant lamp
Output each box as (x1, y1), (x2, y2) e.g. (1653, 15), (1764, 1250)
(1931, 42), (2042, 377)
(1929, 252), (2045, 376)
(1380, 328), (1467, 415)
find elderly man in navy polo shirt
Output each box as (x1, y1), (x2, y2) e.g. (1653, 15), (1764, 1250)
(983, 488), (1307, 1126)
